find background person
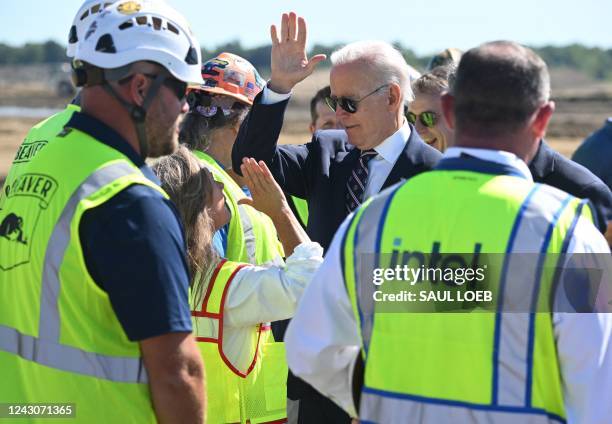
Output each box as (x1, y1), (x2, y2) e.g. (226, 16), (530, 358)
(426, 47), (463, 71)
(0, 2), (206, 422)
(572, 117), (612, 243)
(528, 137), (612, 239)
(180, 52), (284, 265)
(411, 60), (612, 237)
(309, 85), (338, 133)
(408, 65), (456, 151)
(572, 118), (612, 191)
(0, 0), (112, 210)
(285, 40), (612, 424)
(153, 146), (323, 423)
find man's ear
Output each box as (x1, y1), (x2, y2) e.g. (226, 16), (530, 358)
(531, 101), (555, 139)
(388, 83), (402, 111)
(126, 73), (150, 107)
(441, 93), (455, 130)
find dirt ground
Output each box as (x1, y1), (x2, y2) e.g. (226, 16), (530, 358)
(1, 66), (611, 184)
(0, 116), (589, 184)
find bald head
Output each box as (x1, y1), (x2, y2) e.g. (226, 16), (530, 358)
(452, 41), (550, 137)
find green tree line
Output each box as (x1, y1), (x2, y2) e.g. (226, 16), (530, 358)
(2, 40), (612, 80)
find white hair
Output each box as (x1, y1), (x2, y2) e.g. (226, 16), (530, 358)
(330, 40), (415, 103)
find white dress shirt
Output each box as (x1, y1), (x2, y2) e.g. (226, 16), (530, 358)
(261, 86), (410, 200)
(212, 241), (323, 370)
(284, 148), (612, 422)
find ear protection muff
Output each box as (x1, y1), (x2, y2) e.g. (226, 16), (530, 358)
(71, 65), (88, 87)
(71, 61), (106, 87)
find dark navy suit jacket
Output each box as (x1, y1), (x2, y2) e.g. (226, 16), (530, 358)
(529, 140), (612, 234)
(232, 93), (442, 251)
(232, 93), (440, 421)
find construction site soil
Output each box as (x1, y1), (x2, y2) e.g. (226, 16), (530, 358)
(1, 66), (611, 185)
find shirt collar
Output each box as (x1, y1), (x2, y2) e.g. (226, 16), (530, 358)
(373, 119), (410, 164)
(65, 111), (160, 185)
(444, 147), (533, 181)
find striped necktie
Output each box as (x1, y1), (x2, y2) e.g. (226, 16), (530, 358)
(346, 149), (378, 213)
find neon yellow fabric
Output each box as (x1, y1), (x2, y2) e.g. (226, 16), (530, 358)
(0, 104), (80, 210)
(343, 170), (586, 420)
(193, 150), (284, 264)
(0, 126), (162, 423)
(290, 195), (309, 227)
(192, 260), (287, 423)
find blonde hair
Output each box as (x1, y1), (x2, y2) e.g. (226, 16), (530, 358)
(152, 145), (220, 305)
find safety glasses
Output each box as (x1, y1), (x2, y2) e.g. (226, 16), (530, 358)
(161, 77), (188, 102)
(407, 111), (438, 128)
(120, 73), (188, 102)
(325, 84), (388, 114)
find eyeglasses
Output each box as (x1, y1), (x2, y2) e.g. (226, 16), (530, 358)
(161, 77), (188, 102)
(407, 111), (438, 128)
(119, 73), (188, 102)
(325, 84), (388, 114)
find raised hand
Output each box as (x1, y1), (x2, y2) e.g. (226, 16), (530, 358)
(268, 12), (326, 94)
(238, 158), (310, 254)
(238, 158), (289, 220)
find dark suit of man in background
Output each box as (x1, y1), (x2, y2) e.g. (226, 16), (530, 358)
(231, 11), (441, 424)
(529, 139), (612, 241)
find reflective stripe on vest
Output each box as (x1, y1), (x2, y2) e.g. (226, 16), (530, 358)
(493, 185), (573, 407)
(237, 204), (257, 263)
(191, 259), (261, 377)
(0, 162), (148, 383)
(191, 259), (287, 423)
(359, 388), (565, 424)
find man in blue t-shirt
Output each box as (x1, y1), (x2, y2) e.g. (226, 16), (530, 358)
(1, 2), (207, 422)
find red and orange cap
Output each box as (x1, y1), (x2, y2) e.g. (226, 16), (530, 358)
(193, 52), (266, 105)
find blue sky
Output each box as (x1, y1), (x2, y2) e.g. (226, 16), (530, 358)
(1, 0), (610, 55)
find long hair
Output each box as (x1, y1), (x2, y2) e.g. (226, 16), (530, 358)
(179, 98), (249, 152)
(152, 145), (220, 305)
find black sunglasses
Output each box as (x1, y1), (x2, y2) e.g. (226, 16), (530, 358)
(160, 77), (188, 102)
(325, 84), (388, 114)
(119, 73), (188, 102)
(407, 111), (438, 128)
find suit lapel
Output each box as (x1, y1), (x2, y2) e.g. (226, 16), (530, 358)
(333, 147), (359, 182)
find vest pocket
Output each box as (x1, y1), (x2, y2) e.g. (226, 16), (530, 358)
(262, 341), (288, 412)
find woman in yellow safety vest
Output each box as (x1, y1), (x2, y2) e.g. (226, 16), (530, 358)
(153, 146), (322, 423)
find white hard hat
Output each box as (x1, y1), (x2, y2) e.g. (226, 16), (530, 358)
(67, 1), (117, 58)
(74, 0), (204, 86)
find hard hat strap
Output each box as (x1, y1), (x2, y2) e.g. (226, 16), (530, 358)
(101, 73), (166, 159)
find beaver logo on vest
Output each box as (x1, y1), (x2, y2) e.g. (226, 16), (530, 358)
(0, 213), (28, 244)
(0, 173), (58, 270)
